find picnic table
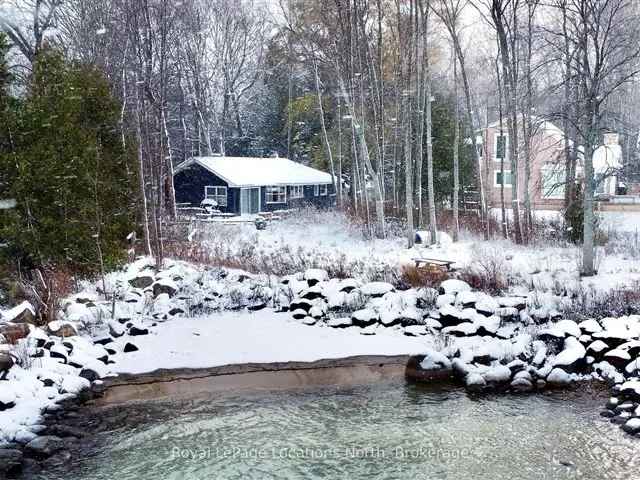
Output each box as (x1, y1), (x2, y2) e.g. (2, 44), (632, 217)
(413, 257), (458, 272)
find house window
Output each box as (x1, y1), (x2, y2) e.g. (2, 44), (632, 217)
(289, 185), (304, 199)
(494, 170), (513, 188)
(266, 186), (287, 204)
(314, 185), (319, 196)
(494, 133), (508, 162)
(541, 166), (565, 199)
(319, 184), (328, 196)
(204, 186), (227, 206)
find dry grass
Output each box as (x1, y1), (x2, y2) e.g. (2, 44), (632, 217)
(400, 264), (450, 289)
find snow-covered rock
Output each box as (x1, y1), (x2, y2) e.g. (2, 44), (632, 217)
(360, 282), (394, 297)
(439, 279), (470, 296)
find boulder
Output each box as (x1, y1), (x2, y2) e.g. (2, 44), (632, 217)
(622, 418), (640, 435)
(327, 317), (352, 328)
(0, 448), (23, 477)
(153, 279), (178, 298)
(546, 367), (571, 386)
(0, 323), (30, 344)
(128, 326), (149, 336)
(291, 309), (308, 320)
(47, 321), (78, 338)
(79, 368), (101, 382)
(465, 373), (487, 391)
(403, 325), (427, 337)
(351, 308), (379, 327)
(360, 282), (394, 297)
(300, 285), (325, 301)
(24, 436), (65, 459)
(302, 317), (317, 326)
(3, 301), (36, 324)
(339, 279), (360, 293)
(129, 274), (154, 289)
(0, 352), (15, 374)
(484, 365), (512, 384)
(123, 342), (139, 353)
(603, 349), (631, 370)
(303, 269), (328, 287)
(552, 337), (587, 373)
(439, 279), (470, 296)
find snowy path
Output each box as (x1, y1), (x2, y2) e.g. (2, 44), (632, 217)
(109, 310), (429, 375)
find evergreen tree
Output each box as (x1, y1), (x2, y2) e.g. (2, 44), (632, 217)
(0, 50), (136, 272)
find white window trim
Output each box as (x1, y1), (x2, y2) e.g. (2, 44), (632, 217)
(541, 166), (566, 199)
(289, 185), (304, 199)
(204, 186), (227, 206)
(266, 185), (287, 204)
(314, 185), (319, 196)
(493, 132), (509, 163)
(319, 184), (328, 196)
(494, 170), (512, 188)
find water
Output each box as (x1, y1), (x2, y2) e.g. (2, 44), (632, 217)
(37, 381), (639, 480)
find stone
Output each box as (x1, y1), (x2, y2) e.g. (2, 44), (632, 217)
(129, 274), (154, 289)
(0, 448), (23, 476)
(123, 342), (139, 353)
(302, 317), (317, 326)
(4, 302), (36, 325)
(153, 280), (178, 298)
(465, 373), (487, 391)
(47, 321), (78, 338)
(351, 308), (379, 327)
(128, 326), (149, 336)
(0, 323), (30, 344)
(546, 367), (571, 385)
(360, 282), (394, 297)
(439, 279), (471, 296)
(24, 436), (65, 459)
(327, 317), (352, 328)
(622, 418), (640, 434)
(79, 368), (101, 382)
(0, 352), (15, 374)
(247, 302), (266, 312)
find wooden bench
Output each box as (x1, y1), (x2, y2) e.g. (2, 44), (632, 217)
(413, 257), (458, 272)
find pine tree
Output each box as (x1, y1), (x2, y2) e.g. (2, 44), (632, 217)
(0, 49), (136, 272)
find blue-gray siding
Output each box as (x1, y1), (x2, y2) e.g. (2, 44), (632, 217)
(174, 163), (335, 215)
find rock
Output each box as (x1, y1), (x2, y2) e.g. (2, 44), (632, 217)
(247, 302), (266, 312)
(456, 291), (477, 307)
(327, 317), (352, 328)
(79, 368), (101, 382)
(44, 425), (85, 439)
(438, 304), (466, 328)
(606, 397), (619, 410)
(351, 308), (379, 327)
(484, 365), (512, 384)
(465, 373), (487, 391)
(290, 299), (313, 312)
(302, 317), (317, 326)
(47, 321), (78, 338)
(439, 279), (470, 296)
(303, 269), (328, 286)
(360, 282), (394, 297)
(4, 301), (36, 324)
(546, 367), (571, 385)
(129, 274), (154, 289)
(603, 349), (631, 370)
(300, 285), (325, 301)
(123, 342), (139, 353)
(309, 306), (325, 319)
(0, 323), (30, 343)
(403, 325), (427, 337)
(153, 279), (178, 298)
(108, 321), (125, 338)
(339, 278), (360, 293)
(0, 352), (15, 374)
(436, 294), (456, 308)
(555, 320), (581, 338)
(511, 375), (534, 392)
(552, 337), (587, 373)
(360, 324), (379, 335)
(0, 448), (23, 476)
(586, 340), (609, 360)
(24, 436), (65, 459)
(291, 309), (307, 320)
(578, 319), (602, 334)
(622, 418), (640, 434)
(420, 350), (452, 371)
(129, 326), (149, 336)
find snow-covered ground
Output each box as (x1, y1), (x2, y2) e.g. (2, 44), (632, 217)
(110, 310), (426, 375)
(195, 208), (640, 293)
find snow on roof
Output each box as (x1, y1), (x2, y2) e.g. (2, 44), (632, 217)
(174, 156), (333, 187)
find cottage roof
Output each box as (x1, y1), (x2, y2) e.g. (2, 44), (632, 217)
(174, 156), (333, 187)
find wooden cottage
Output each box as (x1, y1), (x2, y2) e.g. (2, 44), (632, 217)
(173, 156), (335, 215)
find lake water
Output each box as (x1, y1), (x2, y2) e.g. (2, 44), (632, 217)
(35, 381), (639, 480)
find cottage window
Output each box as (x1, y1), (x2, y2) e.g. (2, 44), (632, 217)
(494, 133), (508, 162)
(204, 186), (227, 206)
(266, 186), (287, 204)
(289, 185), (304, 199)
(319, 184), (328, 196)
(314, 185), (319, 196)
(494, 170), (513, 188)
(541, 166), (565, 199)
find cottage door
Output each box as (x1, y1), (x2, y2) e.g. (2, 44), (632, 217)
(241, 188), (261, 215)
